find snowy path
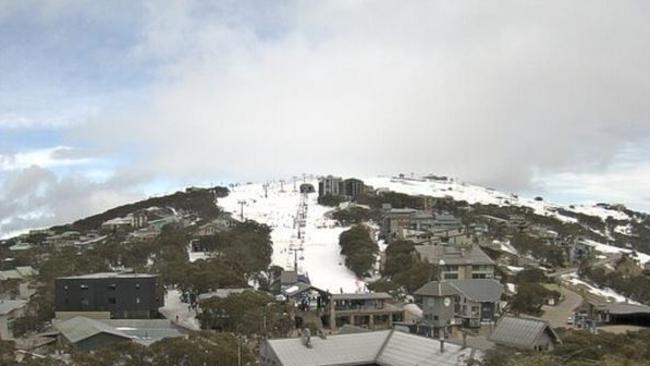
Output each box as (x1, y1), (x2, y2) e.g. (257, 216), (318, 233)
(219, 181), (364, 293)
(159, 289), (201, 331)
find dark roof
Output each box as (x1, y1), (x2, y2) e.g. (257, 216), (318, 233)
(414, 279), (503, 302)
(57, 272), (157, 280)
(413, 282), (458, 297)
(414, 245), (495, 266)
(489, 316), (561, 349)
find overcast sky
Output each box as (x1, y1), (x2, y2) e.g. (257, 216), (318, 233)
(1, 0), (650, 237)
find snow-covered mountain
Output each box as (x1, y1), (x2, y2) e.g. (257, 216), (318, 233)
(217, 175), (650, 294)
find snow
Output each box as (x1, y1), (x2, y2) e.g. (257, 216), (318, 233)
(614, 224), (635, 236)
(563, 274), (639, 304)
(582, 239), (650, 265)
(506, 266), (524, 273)
(158, 289), (200, 331)
(218, 181), (365, 293)
(363, 176), (629, 224)
(506, 283), (517, 293)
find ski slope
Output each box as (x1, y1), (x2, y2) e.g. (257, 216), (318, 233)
(218, 181), (365, 293)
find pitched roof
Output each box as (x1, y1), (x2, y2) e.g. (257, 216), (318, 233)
(414, 279), (503, 302)
(446, 280), (503, 302)
(0, 300), (26, 315)
(414, 245), (495, 266)
(55, 317), (184, 346)
(55, 316), (132, 344)
(264, 330), (480, 366)
(377, 330), (477, 366)
(266, 330), (390, 366)
(489, 316), (560, 349)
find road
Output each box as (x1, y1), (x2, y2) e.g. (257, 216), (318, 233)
(541, 287), (583, 328)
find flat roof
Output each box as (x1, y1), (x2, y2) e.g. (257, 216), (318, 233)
(332, 292), (392, 301)
(57, 272), (158, 280)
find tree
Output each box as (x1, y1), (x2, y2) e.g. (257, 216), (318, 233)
(198, 291), (292, 337)
(339, 225), (378, 277)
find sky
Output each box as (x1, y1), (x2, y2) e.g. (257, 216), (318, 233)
(1, 0), (650, 237)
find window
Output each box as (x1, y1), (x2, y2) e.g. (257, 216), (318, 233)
(433, 315), (439, 321)
(64, 285), (69, 291)
(136, 297), (141, 304)
(472, 273), (487, 279)
(444, 273), (459, 280)
(107, 284), (117, 290)
(80, 284), (89, 290)
(135, 283), (141, 289)
(108, 297), (117, 304)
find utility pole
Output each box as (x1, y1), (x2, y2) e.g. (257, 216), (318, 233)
(237, 200), (246, 221)
(279, 180), (285, 193)
(263, 183), (268, 198)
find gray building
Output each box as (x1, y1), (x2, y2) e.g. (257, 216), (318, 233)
(330, 293), (404, 331)
(55, 273), (164, 319)
(414, 245), (495, 280)
(260, 328), (481, 366)
(489, 316), (561, 351)
(414, 279), (503, 330)
(381, 209), (462, 243)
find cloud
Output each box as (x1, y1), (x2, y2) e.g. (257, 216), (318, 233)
(77, 0), (650, 191)
(0, 146), (92, 171)
(0, 166), (140, 237)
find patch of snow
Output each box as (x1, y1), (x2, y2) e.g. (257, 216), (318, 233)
(506, 283), (517, 293)
(506, 266), (524, 273)
(563, 274), (639, 304)
(582, 239), (650, 265)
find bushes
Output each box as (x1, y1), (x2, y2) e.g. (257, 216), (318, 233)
(339, 225), (378, 277)
(332, 206), (373, 225)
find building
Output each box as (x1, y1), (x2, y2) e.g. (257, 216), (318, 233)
(414, 245), (495, 280)
(54, 273), (164, 319)
(489, 316), (561, 351)
(414, 279), (503, 331)
(0, 266), (38, 300)
(318, 176), (366, 203)
(300, 183), (316, 194)
(0, 300), (27, 340)
(329, 293), (404, 331)
(341, 178), (365, 202)
(381, 208), (462, 243)
(260, 328), (481, 366)
(318, 176), (343, 198)
(54, 316), (184, 351)
(579, 301), (650, 327)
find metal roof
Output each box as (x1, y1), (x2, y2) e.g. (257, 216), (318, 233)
(489, 316), (560, 349)
(414, 280), (503, 302)
(55, 316), (131, 344)
(600, 303), (650, 315)
(377, 330), (477, 366)
(414, 245), (495, 266)
(266, 330), (390, 366)
(197, 288), (249, 301)
(332, 293), (392, 301)
(0, 299), (26, 315)
(54, 317), (184, 346)
(265, 330), (481, 366)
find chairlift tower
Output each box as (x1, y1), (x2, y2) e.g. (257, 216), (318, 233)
(237, 200), (246, 221)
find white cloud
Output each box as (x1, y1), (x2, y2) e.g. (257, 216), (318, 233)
(0, 146), (92, 171)
(80, 0), (650, 191)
